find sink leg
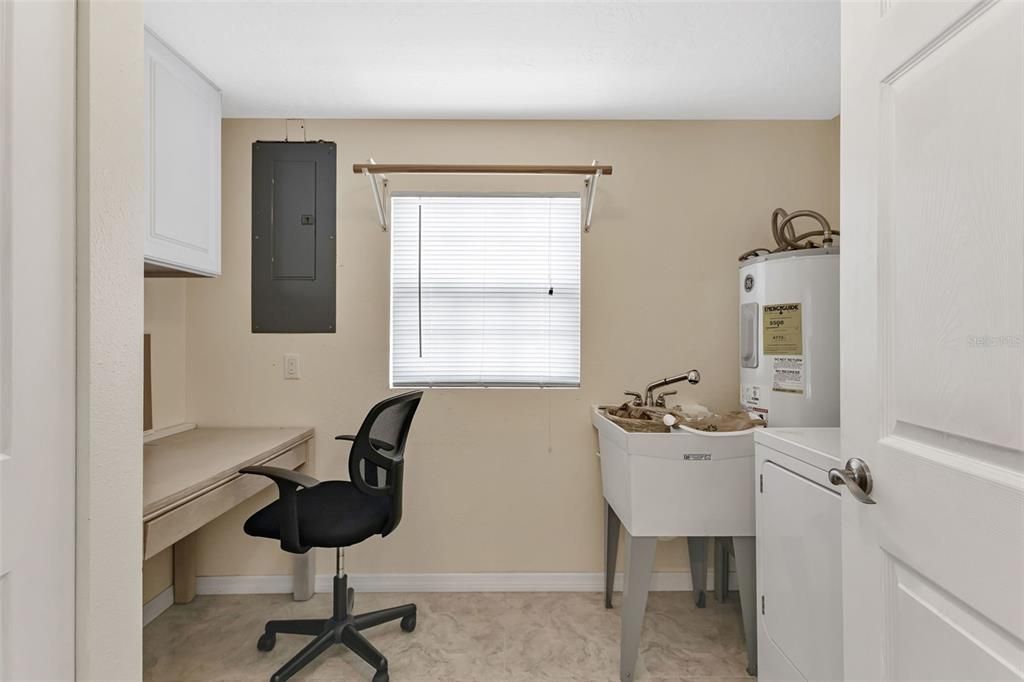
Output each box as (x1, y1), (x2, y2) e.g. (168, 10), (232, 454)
(604, 500), (621, 609)
(620, 533), (656, 682)
(687, 536), (708, 608)
(714, 537), (730, 603)
(733, 535), (757, 677)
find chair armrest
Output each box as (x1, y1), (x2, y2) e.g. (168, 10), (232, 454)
(240, 465), (320, 489)
(239, 465), (320, 553)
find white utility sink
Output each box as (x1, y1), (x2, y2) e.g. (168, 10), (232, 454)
(592, 405), (760, 680)
(592, 406), (756, 537)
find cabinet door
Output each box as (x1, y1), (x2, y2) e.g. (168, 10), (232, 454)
(759, 460), (842, 681)
(144, 30), (221, 276)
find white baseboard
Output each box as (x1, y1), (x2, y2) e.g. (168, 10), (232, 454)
(195, 571), (737, 596)
(148, 571), (738, 626)
(143, 586), (174, 626)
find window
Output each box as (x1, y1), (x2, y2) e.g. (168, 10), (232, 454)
(390, 193), (581, 388)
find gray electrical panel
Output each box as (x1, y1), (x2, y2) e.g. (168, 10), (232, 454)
(252, 141), (336, 333)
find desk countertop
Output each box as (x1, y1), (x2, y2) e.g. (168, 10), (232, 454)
(143, 426), (314, 518)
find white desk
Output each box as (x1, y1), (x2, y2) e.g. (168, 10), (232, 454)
(143, 425), (316, 603)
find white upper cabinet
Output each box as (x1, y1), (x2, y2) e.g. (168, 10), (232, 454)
(144, 30), (221, 276)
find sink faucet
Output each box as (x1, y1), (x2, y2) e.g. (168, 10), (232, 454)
(643, 370), (700, 407)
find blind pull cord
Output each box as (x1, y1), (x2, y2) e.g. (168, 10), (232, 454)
(548, 201), (554, 297)
(417, 204), (423, 358)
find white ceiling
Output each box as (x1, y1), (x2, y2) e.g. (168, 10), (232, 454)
(144, 1), (840, 120)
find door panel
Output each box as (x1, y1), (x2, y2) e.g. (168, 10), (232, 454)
(271, 160), (317, 280)
(760, 461), (842, 681)
(151, 59), (213, 251)
(842, 1), (1024, 680)
(882, 0), (1023, 454)
(886, 556), (1022, 681)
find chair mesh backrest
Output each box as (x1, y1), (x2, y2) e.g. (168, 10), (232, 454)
(349, 391), (422, 536)
(368, 399), (417, 455)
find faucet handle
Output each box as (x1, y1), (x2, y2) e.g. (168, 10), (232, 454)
(655, 390), (677, 408)
(623, 391), (643, 407)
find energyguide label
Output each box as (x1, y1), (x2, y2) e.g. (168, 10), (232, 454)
(763, 302), (803, 355)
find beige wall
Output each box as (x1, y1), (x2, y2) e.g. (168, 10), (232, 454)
(77, 0), (145, 677)
(165, 118), (840, 582)
(143, 547), (174, 603)
(145, 280), (188, 430)
(142, 280), (187, 602)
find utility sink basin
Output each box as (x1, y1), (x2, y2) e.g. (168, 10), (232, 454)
(592, 406), (756, 538)
(594, 406), (761, 680)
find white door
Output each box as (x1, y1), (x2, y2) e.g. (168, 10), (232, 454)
(0, 1), (77, 679)
(841, 1), (1024, 680)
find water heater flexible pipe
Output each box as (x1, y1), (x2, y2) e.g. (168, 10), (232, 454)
(739, 207), (839, 261)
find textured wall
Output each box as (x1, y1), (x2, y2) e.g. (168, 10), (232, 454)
(145, 280), (188, 430)
(76, 1), (146, 677)
(174, 118), (839, 582)
(142, 280), (187, 604)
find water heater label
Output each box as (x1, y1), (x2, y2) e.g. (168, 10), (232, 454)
(741, 385), (770, 424)
(772, 356), (805, 394)
(763, 302), (803, 355)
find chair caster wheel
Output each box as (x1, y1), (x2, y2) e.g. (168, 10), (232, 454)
(256, 631), (276, 652)
(400, 614), (416, 632)
(373, 665), (389, 682)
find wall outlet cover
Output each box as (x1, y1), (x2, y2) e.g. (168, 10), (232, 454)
(284, 353), (300, 380)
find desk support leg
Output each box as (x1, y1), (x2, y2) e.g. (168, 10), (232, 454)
(732, 535), (757, 677)
(173, 532), (198, 604)
(293, 550), (315, 601)
(620, 533), (655, 682)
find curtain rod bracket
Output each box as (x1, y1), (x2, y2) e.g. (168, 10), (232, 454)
(584, 161), (602, 232)
(363, 157), (389, 231)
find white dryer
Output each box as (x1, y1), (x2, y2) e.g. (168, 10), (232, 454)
(754, 427), (843, 681)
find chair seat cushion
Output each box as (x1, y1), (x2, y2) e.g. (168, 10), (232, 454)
(244, 480), (391, 548)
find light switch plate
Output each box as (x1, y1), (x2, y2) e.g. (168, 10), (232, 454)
(284, 353), (300, 380)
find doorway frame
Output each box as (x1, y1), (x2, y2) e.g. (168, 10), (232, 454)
(2, 1), (78, 678)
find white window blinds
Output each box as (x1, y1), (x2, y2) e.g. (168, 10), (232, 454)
(390, 193), (581, 388)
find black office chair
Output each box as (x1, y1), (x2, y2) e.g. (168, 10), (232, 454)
(240, 391), (423, 682)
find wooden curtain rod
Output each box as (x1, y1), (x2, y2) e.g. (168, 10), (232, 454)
(352, 163), (613, 176)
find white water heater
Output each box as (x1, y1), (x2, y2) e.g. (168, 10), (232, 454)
(739, 249), (839, 427)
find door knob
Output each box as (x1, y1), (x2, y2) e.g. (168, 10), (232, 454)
(828, 458), (876, 505)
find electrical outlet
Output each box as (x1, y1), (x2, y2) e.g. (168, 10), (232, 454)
(284, 353), (300, 380)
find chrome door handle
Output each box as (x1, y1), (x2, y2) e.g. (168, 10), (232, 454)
(828, 458), (876, 505)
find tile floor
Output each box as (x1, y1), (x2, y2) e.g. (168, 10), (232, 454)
(144, 590), (753, 681)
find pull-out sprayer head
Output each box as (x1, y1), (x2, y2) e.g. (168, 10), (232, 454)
(643, 369), (702, 406)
